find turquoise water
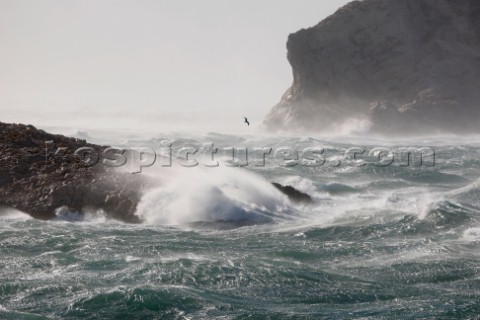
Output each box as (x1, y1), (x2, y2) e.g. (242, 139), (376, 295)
(2, 135), (480, 319)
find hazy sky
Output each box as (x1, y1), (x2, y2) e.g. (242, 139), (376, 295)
(0, 0), (351, 134)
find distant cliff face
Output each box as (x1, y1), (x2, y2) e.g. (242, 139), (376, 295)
(264, 0), (480, 134)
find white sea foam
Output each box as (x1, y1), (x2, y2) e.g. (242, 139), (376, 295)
(462, 228), (480, 241)
(135, 165), (295, 225)
(0, 208), (31, 221)
(53, 207), (110, 224)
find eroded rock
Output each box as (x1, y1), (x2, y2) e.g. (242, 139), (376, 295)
(0, 122), (146, 222)
(264, 0), (480, 134)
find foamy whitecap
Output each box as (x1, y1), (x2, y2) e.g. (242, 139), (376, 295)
(135, 166), (294, 225)
(462, 228), (480, 241)
(0, 208), (31, 221)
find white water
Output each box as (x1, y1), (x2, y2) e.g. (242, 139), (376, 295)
(135, 166), (294, 225)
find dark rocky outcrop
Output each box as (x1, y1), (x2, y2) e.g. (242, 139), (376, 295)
(264, 0), (480, 134)
(0, 122), (146, 223)
(0, 122), (315, 223)
(272, 182), (314, 204)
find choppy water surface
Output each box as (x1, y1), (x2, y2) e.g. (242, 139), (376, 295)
(2, 134), (480, 319)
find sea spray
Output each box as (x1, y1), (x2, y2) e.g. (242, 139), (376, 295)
(2, 134), (480, 318)
(135, 165), (294, 225)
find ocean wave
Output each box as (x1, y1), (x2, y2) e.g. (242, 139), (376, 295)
(135, 166), (295, 225)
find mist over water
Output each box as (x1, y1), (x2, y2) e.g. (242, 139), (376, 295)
(0, 0), (352, 136)
(2, 0), (480, 318)
(2, 130), (480, 318)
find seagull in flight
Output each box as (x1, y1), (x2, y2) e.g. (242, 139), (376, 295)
(244, 117), (250, 126)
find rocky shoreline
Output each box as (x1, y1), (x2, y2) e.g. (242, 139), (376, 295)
(0, 122), (313, 223)
(0, 122), (146, 222)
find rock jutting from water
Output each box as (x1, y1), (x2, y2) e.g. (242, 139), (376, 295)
(264, 0), (480, 134)
(0, 122), (313, 223)
(0, 122), (146, 223)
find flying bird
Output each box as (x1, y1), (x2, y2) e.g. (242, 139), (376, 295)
(244, 117), (250, 126)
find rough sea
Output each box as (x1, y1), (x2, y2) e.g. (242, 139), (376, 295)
(2, 132), (480, 319)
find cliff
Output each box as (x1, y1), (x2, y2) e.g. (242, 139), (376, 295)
(264, 0), (480, 134)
